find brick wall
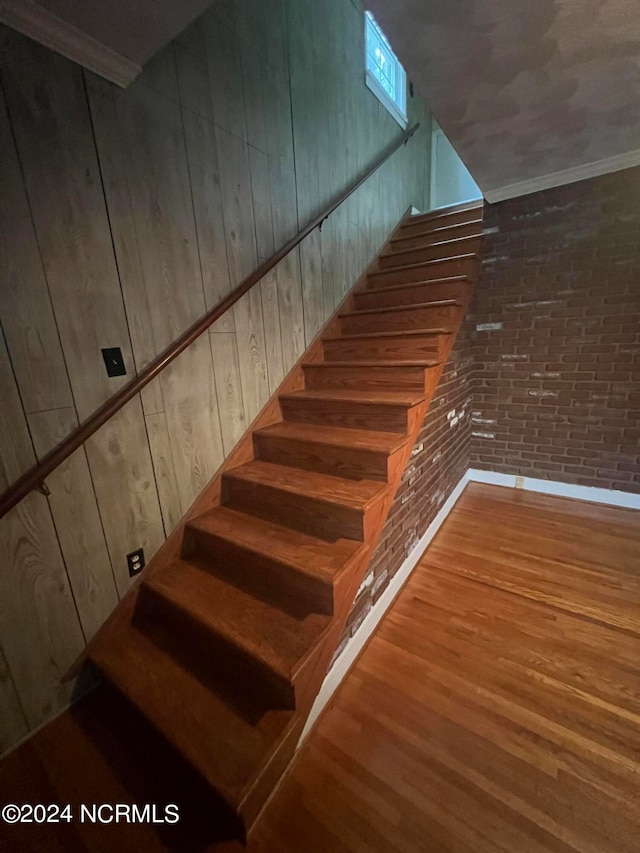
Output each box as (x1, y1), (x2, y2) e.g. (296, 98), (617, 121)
(333, 329), (474, 662)
(470, 168), (640, 493)
(335, 168), (640, 668)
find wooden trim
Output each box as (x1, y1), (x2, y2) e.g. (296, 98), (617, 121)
(0, 0), (141, 87)
(484, 148), (640, 203)
(0, 122), (420, 521)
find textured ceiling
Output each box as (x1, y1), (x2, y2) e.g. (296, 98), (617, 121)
(368, 0), (640, 200)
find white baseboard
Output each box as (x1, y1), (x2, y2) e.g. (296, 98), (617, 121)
(298, 470), (470, 747)
(468, 469), (640, 511)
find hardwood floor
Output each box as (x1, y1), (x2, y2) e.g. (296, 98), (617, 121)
(2, 482), (639, 852)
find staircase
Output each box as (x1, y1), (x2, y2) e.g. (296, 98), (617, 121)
(88, 200), (484, 839)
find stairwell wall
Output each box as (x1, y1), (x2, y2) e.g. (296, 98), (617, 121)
(0, 0), (433, 754)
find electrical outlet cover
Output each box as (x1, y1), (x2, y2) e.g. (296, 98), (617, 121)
(127, 548), (145, 577)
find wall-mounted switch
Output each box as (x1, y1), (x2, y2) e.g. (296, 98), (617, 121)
(127, 548), (145, 577)
(102, 347), (127, 377)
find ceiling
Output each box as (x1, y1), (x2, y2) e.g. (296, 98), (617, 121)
(368, 0), (640, 201)
(0, 0), (214, 86)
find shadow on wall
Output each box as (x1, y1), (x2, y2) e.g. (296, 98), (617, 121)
(431, 123), (482, 210)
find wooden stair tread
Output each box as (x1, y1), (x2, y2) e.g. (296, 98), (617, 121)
(256, 421), (408, 454)
(91, 624), (292, 809)
(363, 275), (469, 295)
(339, 299), (460, 318)
(188, 506), (364, 583)
(406, 202), (483, 226)
(391, 219), (483, 246)
(279, 388), (425, 407)
(145, 560), (332, 682)
(326, 328), (451, 341)
(368, 252), (478, 277)
(302, 359), (440, 368)
(224, 459), (388, 509)
(381, 234), (479, 259)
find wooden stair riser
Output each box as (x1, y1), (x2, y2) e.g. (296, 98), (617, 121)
(221, 473), (385, 542)
(339, 303), (459, 336)
(367, 254), (477, 287)
(183, 526), (335, 616)
(400, 204), (483, 236)
(279, 395), (418, 433)
(379, 235), (482, 269)
(235, 540), (380, 829)
(254, 431), (407, 482)
(134, 585), (297, 711)
(322, 333), (445, 363)
(389, 220), (482, 250)
(302, 362), (434, 392)
(354, 279), (470, 311)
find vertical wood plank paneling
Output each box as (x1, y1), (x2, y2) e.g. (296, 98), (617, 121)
(182, 106), (235, 333)
(160, 338), (224, 513)
(97, 66), (226, 517)
(0, 87), (73, 415)
(0, 646), (27, 755)
(242, 43), (268, 154)
(203, 15), (247, 141)
(215, 125), (259, 286)
(145, 411), (183, 534)
(173, 21), (213, 123)
(0, 36), (168, 612)
(288, 0), (325, 343)
(0, 0), (433, 755)
(249, 145), (276, 260)
(233, 288), (270, 425)
(0, 31), (136, 420)
(209, 331), (246, 454)
(276, 249), (306, 372)
(85, 399), (165, 598)
(260, 269), (285, 393)
(83, 72), (164, 417)
(27, 408), (118, 641)
(0, 331), (85, 728)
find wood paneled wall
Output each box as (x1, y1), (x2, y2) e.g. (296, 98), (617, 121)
(0, 0), (432, 754)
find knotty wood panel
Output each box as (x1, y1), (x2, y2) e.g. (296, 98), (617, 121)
(0, 646), (27, 755)
(209, 331), (247, 455)
(85, 400), (166, 598)
(0, 31), (136, 421)
(145, 411), (183, 534)
(27, 408), (118, 642)
(182, 107), (235, 334)
(83, 72), (165, 416)
(0, 88), (73, 415)
(0, 332), (85, 730)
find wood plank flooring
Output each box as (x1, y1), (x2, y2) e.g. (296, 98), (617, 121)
(2, 482), (639, 852)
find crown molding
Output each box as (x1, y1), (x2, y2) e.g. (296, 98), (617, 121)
(0, 0), (141, 87)
(484, 148), (640, 204)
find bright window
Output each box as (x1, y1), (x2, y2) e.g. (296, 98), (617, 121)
(365, 11), (407, 128)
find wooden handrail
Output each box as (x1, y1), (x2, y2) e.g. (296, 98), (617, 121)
(0, 122), (420, 520)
